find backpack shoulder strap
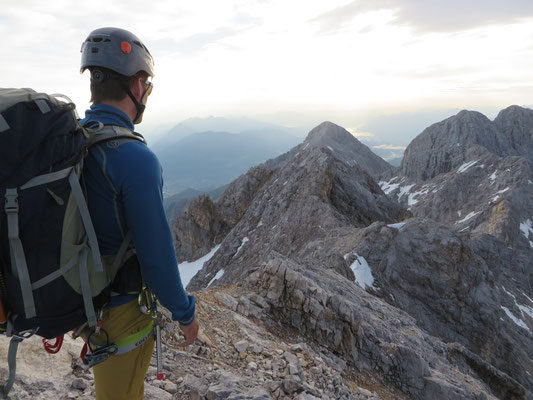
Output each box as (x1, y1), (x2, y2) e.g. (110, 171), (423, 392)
(84, 124), (146, 148)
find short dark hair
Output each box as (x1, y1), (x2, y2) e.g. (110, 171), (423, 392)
(89, 68), (148, 103)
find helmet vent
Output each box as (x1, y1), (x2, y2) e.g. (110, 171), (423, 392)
(88, 38), (111, 43)
(133, 40), (152, 56)
(133, 41), (145, 50)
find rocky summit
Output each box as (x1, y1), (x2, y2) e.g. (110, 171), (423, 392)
(3, 113), (533, 399)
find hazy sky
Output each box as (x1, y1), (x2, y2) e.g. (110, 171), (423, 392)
(3, 0), (533, 147)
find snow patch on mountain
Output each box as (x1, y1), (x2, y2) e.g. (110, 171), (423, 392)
(501, 306), (530, 332)
(350, 255), (377, 290)
(456, 211), (480, 224)
(520, 219), (533, 248)
(458, 160), (479, 173)
(180, 245), (221, 287)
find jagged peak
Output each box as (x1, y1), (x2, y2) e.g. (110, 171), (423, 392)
(495, 105), (533, 121)
(414, 109), (495, 144)
(301, 121), (392, 176)
(305, 121), (360, 146)
(401, 108), (513, 182)
(450, 109), (491, 124)
(407, 110), (493, 149)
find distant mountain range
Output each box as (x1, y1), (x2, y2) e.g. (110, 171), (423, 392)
(151, 117), (304, 195)
(151, 116), (306, 148)
(154, 129), (301, 194)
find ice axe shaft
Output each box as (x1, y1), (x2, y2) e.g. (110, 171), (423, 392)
(155, 323), (164, 380)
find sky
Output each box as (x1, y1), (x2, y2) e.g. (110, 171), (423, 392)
(3, 0), (533, 155)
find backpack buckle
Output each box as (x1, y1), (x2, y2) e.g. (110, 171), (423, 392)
(4, 189), (19, 214)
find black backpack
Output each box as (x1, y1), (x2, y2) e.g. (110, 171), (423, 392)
(0, 88), (149, 396)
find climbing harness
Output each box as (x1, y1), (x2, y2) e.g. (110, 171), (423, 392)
(77, 301), (155, 369)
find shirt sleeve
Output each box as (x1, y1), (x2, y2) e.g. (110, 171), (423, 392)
(116, 143), (196, 325)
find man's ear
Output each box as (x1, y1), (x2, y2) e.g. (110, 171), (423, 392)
(131, 77), (144, 101)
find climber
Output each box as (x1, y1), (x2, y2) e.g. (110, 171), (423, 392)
(79, 27), (199, 399)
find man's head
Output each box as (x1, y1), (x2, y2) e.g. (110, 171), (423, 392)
(80, 27), (154, 124)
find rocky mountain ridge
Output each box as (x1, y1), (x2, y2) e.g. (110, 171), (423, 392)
(174, 122), (404, 264)
(173, 110), (533, 399)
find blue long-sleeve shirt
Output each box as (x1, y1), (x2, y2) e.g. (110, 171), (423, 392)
(80, 104), (195, 326)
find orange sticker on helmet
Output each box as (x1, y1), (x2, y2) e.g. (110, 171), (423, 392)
(121, 41), (132, 54)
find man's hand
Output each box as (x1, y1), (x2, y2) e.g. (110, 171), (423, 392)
(178, 316), (199, 347)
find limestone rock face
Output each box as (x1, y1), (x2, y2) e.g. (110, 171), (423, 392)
(245, 253), (504, 399)
(494, 105), (533, 166)
(400, 109), (515, 182)
(174, 166), (274, 262)
(381, 106), (533, 251)
(351, 219), (533, 397)
(174, 195), (222, 262)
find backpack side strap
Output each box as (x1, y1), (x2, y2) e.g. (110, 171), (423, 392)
(113, 231), (133, 271)
(4, 188), (35, 319)
(0, 114), (9, 133)
(67, 170), (103, 273)
(0, 336), (23, 398)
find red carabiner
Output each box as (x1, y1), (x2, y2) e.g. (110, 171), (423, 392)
(42, 335), (64, 354)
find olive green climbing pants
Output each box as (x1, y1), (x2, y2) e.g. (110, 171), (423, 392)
(90, 300), (155, 400)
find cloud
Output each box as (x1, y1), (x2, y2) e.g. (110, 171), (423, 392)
(311, 0), (533, 33)
(230, 11), (263, 27)
(373, 144), (406, 150)
(149, 13), (261, 56)
(365, 142), (405, 163)
(346, 128), (374, 138)
(310, 1), (370, 34)
(151, 27), (244, 56)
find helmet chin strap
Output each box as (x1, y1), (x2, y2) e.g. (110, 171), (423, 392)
(117, 79), (147, 124)
(122, 86), (146, 124)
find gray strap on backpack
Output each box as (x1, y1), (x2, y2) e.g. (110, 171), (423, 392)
(0, 114), (10, 133)
(78, 246), (97, 327)
(4, 188), (36, 319)
(113, 231), (133, 271)
(0, 336), (23, 399)
(30, 253), (80, 291)
(67, 170), (103, 272)
(19, 167), (72, 190)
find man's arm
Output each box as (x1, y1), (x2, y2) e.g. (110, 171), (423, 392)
(117, 143), (196, 327)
